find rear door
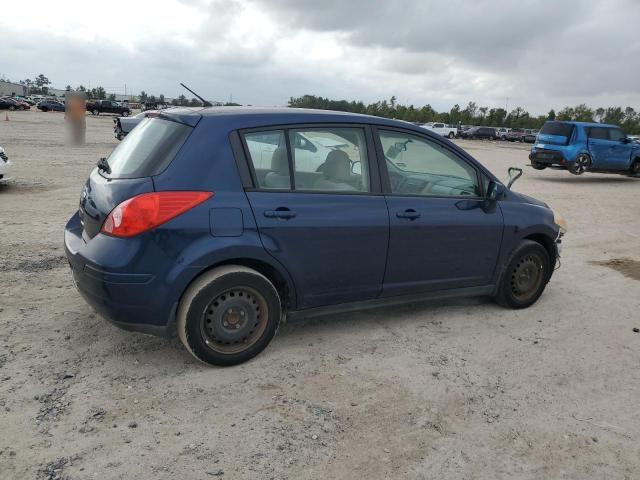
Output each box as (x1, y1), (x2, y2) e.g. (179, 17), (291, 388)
(242, 125), (389, 309)
(587, 126), (615, 168)
(374, 127), (503, 296)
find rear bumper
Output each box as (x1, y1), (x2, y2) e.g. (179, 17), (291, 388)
(64, 212), (177, 337)
(529, 149), (569, 166)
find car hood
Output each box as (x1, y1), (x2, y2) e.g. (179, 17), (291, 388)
(507, 189), (549, 208)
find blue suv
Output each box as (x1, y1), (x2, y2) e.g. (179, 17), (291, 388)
(529, 121), (640, 176)
(64, 108), (566, 366)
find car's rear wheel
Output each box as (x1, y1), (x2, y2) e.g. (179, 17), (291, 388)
(122, 111), (130, 117)
(495, 240), (551, 309)
(41, 107), (48, 112)
(531, 161), (547, 170)
(177, 265), (281, 366)
(92, 109), (99, 115)
(569, 153), (591, 175)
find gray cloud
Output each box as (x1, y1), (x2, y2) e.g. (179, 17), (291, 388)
(1, 0), (639, 113)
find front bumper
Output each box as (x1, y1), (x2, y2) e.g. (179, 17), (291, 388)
(64, 212), (175, 337)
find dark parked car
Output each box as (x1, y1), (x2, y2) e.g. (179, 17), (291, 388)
(460, 126), (497, 140)
(523, 129), (539, 143)
(87, 100), (131, 116)
(65, 108), (566, 366)
(37, 100), (65, 112)
(1, 97), (30, 110)
(113, 111), (151, 140)
(0, 98), (17, 110)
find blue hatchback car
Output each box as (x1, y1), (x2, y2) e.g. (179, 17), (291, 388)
(65, 108), (566, 366)
(529, 121), (640, 176)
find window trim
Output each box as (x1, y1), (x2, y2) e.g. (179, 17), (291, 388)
(371, 125), (485, 200)
(237, 123), (382, 195)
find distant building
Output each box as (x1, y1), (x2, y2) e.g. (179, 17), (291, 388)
(0, 80), (27, 97)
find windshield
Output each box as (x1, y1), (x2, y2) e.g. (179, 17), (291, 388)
(104, 118), (192, 179)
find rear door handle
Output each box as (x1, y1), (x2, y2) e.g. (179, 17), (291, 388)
(396, 209), (420, 220)
(264, 208), (296, 219)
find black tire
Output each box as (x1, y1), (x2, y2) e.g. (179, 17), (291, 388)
(519, 137), (525, 143)
(177, 265), (281, 366)
(92, 109), (99, 115)
(448, 132), (455, 139)
(531, 161), (547, 170)
(569, 153), (591, 175)
(122, 111), (130, 117)
(495, 240), (551, 309)
(9, 106), (15, 111)
(629, 158), (640, 177)
(41, 107), (48, 112)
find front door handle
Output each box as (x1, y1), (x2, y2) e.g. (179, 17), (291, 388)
(396, 209), (420, 220)
(264, 208), (296, 220)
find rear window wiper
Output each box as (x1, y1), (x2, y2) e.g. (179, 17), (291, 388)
(97, 157), (112, 174)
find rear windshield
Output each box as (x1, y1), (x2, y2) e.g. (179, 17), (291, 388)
(540, 122), (574, 137)
(104, 118), (192, 179)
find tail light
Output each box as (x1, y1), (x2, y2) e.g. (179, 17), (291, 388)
(101, 191), (213, 238)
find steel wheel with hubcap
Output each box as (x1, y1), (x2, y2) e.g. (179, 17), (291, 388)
(629, 159), (640, 177)
(496, 240), (551, 309)
(177, 265), (281, 366)
(570, 154), (591, 175)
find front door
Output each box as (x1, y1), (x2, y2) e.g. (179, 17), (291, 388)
(375, 128), (503, 296)
(242, 126), (389, 309)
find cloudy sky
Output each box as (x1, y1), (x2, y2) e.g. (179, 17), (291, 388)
(1, 0), (639, 113)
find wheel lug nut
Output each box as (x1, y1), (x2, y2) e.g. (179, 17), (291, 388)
(223, 321), (229, 327)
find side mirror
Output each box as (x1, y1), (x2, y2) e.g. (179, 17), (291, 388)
(506, 167), (523, 189)
(486, 181), (505, 201)
(621, 137), (630, 144)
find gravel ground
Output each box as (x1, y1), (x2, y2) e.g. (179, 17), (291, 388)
(1, 110), (639, 480)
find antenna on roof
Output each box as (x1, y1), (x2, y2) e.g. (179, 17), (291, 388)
(179, 83), (212, 107)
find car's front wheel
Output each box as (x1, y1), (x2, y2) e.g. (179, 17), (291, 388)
(122, 111), (130, 117)
(92, 109), (99, 115)
(629, 158), (640, 177)
(569, 153), (591, 175)
(448, 132), (455, 139)
(177, 265), (282, 366)
(495, 240), (551, 309)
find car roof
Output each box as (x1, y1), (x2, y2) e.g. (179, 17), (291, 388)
(547, 120), (618, 128)
(158, 106), (443, 133)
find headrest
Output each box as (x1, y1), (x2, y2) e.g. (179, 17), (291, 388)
(271, 147), (289, 174)
(324, 150), (351, 180)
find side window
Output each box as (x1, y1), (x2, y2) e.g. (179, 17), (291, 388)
(290, 128), (370, 192)
(608, 128), (625, 142)
(378, 130), (480, 197)
(244, 130), (290, 190)
(588, 127), (608, 140)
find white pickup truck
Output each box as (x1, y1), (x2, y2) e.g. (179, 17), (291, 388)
(422, 122), (457, 139)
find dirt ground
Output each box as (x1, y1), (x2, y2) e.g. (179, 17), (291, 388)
(1, 110), (639, 480)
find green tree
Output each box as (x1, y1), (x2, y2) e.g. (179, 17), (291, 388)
(139, 91), (148, 103)
(547, 109), (556, 120)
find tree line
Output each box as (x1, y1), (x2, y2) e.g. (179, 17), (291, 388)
(288, 95), (640, 134)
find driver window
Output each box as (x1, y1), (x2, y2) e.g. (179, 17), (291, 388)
(289, 128), (370, 192)
(378, 130), (480, 197)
